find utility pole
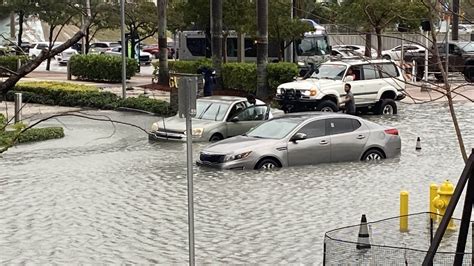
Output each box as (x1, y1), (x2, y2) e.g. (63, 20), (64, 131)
(211, 0), (222, 87)
(256, 0), (268, 100)
(284, 0), (294, 63)
(120, 0), (127, 98)
(157, 0), (169, 85)
(452, 0), (459, 41)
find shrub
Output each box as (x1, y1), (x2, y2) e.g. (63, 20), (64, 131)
(222, 63), (257, 92)
(69, 54), (139, 82)
(0, 55), (28, 76)
(17, 127), (65, 143)
(267, 62), (299, 93)
(17, 81), (98, 92)
(7, 82), (171, 116)
(153, 59), (213, 74)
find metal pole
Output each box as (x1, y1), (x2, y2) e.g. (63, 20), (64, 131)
(184, 77), (195, 266)
(452, 0), (459, 41)
(424, 31), (429, 82)
(256, 0), (268, 100)
(445, 16), (450, 79)
(14, 93), (22, 123)
(284, 0), (294, 62)
(120, 0), (127, 98)
(401, 33), (404, 66)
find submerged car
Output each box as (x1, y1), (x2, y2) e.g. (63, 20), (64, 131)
(149, 96), (281, 142)
(197, 113), (401, 170)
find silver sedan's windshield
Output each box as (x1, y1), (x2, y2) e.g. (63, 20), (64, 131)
(247, 119), (300, 139)
(312, 64), (347, 80)
(196, 101), (230, 121)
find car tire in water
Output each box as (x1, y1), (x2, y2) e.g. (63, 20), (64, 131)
(316, 100), (338, 112)
(209, 133), (223, 142)
(434, 73), (444, 82)
(375, 99), (397, 115)
(255, 158), (280, 170)
(382, 55), (391, 60)
(361, 149), (385, 161)
(464, 65), (474, 82)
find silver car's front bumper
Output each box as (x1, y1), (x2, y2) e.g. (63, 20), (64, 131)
(196, 158), (256, 170)
(148, 131), (205, 142)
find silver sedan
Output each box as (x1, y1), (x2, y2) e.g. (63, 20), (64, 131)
(196, 113), (401, 170)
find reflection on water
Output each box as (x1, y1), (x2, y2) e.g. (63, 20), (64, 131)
(0, 103), (473, 264)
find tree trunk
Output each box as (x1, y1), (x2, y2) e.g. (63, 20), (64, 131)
(237, 32), (245, 62)
(223, 33), (228, 63)
(85, 27), (90, 54)
(17, 11), (24, 51)
(375, 27), (382, 58)
(364, 32), (372, 58)
(211, 0), (223, 88)
(157, 0), (169, 86)
(46, 26), (55, 71)
(0, 18), (92, 95)
(256, 0), (268, 100)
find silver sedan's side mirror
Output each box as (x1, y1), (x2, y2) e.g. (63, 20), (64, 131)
(290, 132), (307, 142)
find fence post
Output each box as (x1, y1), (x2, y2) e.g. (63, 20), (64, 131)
(67, 61), (72, 80)
(14, 93), (22, 123)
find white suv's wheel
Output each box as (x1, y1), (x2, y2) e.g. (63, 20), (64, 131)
(316, 100), (338, 112)
(375, 99), (397, 115)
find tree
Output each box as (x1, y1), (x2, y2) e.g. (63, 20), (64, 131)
(157, 0), (169, 85)
(123, 0), (159, 59)
(36, 0), (78, 70)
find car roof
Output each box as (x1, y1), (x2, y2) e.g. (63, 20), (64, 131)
(273, 112), (362, 121)
(198, 96), (247, 103)
(324, 59), (393, 66)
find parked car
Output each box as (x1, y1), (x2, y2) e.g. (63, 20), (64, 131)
(276, 59), (406, 114)
(332, 45), (378, 58)
(104, 46), (152, 65)
(404, 41), (474, 82)
(57, 47), (78, 65)
(149, 96), (283, 142)
(330, 47), (361, 59)
(142, 44), (174, 59)
(196, 113), (401, 170)
(89, 42), (121, 54)
(382, 44), (425, 61)
(29, 42), (60, 58)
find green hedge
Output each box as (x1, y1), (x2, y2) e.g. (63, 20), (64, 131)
(69, 54), (139, 82)
(17, 127), (65, 143)
(0, 55), (29, 76)
(7, 82), (171, 116)
(155, 60), (298, 94)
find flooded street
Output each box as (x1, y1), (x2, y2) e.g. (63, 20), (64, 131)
(1, 102), (473, 264)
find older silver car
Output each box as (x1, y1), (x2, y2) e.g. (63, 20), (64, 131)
(149, 96), (279, 142)
(196, 113), (401, 170)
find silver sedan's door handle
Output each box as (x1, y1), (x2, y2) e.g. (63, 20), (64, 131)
(320, 140), (329, 145)
(356, 135), (366, 139)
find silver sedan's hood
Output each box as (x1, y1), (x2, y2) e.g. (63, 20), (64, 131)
(158, 116), (222, 132)
(203, 135), (282, 154)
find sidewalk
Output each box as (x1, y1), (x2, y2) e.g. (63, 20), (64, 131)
(402, 83), (474, 103)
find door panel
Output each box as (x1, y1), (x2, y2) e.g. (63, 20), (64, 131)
(328, 118), (369, 162)
(287, 119), (330, 166)
(226, 105), (269, 137)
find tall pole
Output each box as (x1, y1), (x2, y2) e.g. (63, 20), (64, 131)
(120, 0), (127, 98)
(157, 0), (169, 85)
(284, 0), (294, 62)
(256, 0), (268, 100)
(211, 0), (222, 87)
(424, 31), (429, 82)
(452, 0), (459, 41)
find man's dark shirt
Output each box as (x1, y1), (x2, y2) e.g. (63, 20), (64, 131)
(345, 91), (356, 114)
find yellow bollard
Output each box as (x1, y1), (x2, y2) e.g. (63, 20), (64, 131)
(433, 180), (456, 230)
(400, 191), (409, 232)
(430, 183), (439, 220)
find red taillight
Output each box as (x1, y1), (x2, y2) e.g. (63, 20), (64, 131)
(384, 128), (399, 135)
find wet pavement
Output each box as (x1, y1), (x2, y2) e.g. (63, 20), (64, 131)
(0, 102), (473, 264)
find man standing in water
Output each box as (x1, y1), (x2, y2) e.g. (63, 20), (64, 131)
(340, 83), (356, 115)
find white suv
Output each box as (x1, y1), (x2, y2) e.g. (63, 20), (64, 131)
(276, 59), (406, 115)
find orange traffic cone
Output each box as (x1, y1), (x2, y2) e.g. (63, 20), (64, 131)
(356, 214), (371, 250)
(416, 137), (422, 150)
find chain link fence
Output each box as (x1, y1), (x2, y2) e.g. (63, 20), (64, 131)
(324, 212), (472, 265)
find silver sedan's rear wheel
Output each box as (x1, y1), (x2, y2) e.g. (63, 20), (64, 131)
(362, 149), (385, 161)
(256, 158), (280, 170)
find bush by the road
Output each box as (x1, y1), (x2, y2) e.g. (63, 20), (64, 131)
(155, 60), (298, 94)
(0, 55), (29, 76)
(7, 81), (172, 116)
(69, 54), (139, 82)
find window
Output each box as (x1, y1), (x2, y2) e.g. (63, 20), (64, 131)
(234, 105), (268, 121)
(186, 38), (208, 56)
(352, 119), (361, 130)
(196, 101), (230, 121)
(362, 64), (379, 80)
(227, 102), (246, 120)
(379, 63), (399, 78)
(227, 38), (238, 57)
(297, 120), (326, 138)
(247, 119), (300, 139)
(328, 118), (357, 135)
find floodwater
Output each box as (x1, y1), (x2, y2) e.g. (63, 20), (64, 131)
(1, 102), (473, 264)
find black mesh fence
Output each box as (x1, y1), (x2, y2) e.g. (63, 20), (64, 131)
(324, 212), (473, 265)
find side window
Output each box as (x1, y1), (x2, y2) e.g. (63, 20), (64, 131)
(349, 66), (362, 81)
(328, 118), (357, 135)
(297, 120), (326, 138)
(90, 44), (97, 48)
(235, 105), (268, 121)
(362, 64), (379, 80)
(227, 102), (246, 120)
(379, 63), (399, 78)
